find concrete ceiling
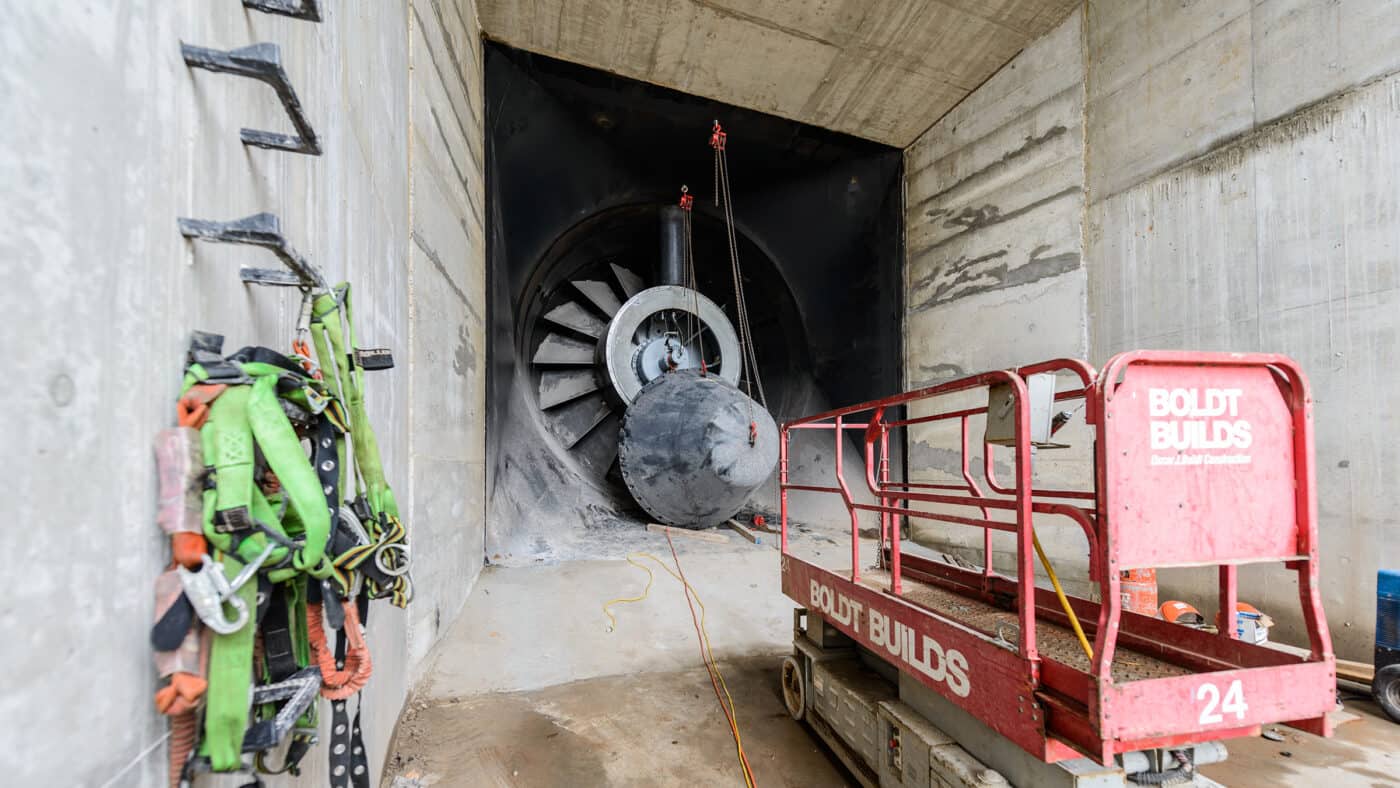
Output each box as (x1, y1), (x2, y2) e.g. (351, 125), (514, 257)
(475, 0), (1080, 147)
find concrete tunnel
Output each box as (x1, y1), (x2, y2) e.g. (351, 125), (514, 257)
(7, 1), (1400, 786)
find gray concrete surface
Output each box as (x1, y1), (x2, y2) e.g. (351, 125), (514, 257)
(389, 656), (852, 787)
(0, 1), (485, 785)
(1200, 699), (1400, 787)
(423, 522), (861, 696)
(400, 527), (1400, 787)
(473, 0), (1079, 146)
(901, 0), (1400, 659)
(904, 7), (1087, 384)
(901, 9), (1098, 598)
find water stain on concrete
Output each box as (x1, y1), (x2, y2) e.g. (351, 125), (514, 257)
(909, 244), (1080, 313)
(453, 322), (476, 376)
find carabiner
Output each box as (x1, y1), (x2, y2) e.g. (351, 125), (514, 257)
(178, 556), (250, 635)
(225, 541), (278, 594)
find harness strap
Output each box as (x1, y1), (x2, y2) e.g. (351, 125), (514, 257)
(204, 386), (258, 535)
(328, 594), (372, 788)
(311, 285), (411, 607)
(199, 554), (259, 771)
(328, 690), (371, 788)
(259, 585), (300, 682)
(247, 374), (332, 575)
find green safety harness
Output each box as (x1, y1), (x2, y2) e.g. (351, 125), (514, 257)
(309, 284), (411, 607)
(156, 282), (409, 787)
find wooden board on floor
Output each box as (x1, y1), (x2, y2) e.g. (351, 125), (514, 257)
(647, 523), (730, 544)
(725, 519), (762, 544)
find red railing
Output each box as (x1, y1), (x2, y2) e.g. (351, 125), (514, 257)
(779, 352), (1337, 761)
(780, 360), (1100, 663)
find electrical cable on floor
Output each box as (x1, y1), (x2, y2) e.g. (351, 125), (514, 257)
(664, 530), (756, 788)
(601, 534), (757, 787)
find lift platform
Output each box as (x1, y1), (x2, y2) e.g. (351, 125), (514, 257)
(778, 352), (1336, 785)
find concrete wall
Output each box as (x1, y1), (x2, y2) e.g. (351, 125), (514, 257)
(902, 9), (1095, 594)
(474, 0), (1079, 146)
(904, 0), (1400, 659)
(0, 1), (484, 785)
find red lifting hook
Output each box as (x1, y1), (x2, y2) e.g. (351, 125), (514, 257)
(710, 120), (727, 151)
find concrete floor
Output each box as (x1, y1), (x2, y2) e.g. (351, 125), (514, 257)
(389, 660), (1400, 788)
(388, 656), (850, 787)
(388, 523), (1400, 787)
(1201, 698), (1400, 787)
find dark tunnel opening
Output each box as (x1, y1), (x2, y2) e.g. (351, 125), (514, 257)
(484, 41), (905, 561)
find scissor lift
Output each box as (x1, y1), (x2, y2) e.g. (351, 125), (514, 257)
(778, 352), (1335, 786)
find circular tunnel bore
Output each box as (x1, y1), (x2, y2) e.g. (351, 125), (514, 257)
(517, 203), (808, 504)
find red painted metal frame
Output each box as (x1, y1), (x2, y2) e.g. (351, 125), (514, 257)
(778, 351), (1335, 765)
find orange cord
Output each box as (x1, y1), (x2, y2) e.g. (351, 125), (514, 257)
(167, 711), (198, 788)
(665, 531), (757, 787)
(154, 673), (207, 788)
(308, 601), (372, 699)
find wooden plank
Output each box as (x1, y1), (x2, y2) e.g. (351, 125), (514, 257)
(726, 518), (762, 544)
(1339, 658), (1375, 684)
(646, 523), (729, 544)
(1264, 642), (1374, 684)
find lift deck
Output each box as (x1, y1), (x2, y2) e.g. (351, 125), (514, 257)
(778, 352), (1336, 784)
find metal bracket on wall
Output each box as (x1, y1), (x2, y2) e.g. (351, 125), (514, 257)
(181, 42), (322, 155)
(178, 212), (327, 291)
(243, 0), (322, 22)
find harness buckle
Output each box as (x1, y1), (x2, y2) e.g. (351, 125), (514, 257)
(213, 505), (254, 533)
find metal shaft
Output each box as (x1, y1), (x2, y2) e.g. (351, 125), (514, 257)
(658, 204), (686, 286)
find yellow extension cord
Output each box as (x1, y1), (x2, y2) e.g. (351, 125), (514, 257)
(1031, 531), (1094, 661)
(603, 552), (756, 788)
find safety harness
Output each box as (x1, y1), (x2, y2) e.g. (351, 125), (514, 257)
(150, 283), (408, 787)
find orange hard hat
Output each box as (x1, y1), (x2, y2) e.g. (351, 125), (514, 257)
(1160, 600), (1204, 625)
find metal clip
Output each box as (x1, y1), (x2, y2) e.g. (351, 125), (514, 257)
(226, 541), (278, 593)
(178, 557), (250, 635)
(374, 542), (411, 577)
(296, 291), (314, 335)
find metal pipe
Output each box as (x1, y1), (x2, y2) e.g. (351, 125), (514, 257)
(658, 204), (686, 286)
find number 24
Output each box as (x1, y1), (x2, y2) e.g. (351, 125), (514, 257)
(1197, 680), (1247, 725)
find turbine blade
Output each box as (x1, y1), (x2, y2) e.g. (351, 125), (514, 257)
(573, 279), (622, 317)
(532, 333), (595, 365)
(610, 263), (644, 299)
(549, 392), (612, 449)
(538, 369), (600, 409)
(542, 300), (606, 338)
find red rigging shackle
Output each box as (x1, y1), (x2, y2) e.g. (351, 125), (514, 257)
(679, 191), (694, 211)
(710, 120), (727, 151)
